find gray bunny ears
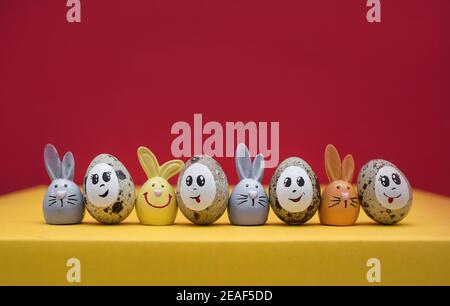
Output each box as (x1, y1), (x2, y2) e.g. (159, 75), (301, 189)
(236, 143), (265, 182)
(44, 144), (75, 181)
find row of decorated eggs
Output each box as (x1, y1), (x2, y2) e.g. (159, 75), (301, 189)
(42, 143), (412, 226)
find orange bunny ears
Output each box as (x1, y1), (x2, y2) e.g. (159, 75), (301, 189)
(137, 146), (184, 180)
(324, 144), (355, 183)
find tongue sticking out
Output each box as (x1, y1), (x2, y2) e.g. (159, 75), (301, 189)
(195, 196), (201, 204)
(388, 197), (394, 204)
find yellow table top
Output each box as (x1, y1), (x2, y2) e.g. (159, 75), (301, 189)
(0, 186), (449, 285)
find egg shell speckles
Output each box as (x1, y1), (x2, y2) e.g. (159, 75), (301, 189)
(176, 156), (229, 225)
(357, 159), (412, 225)
(83, 154), (136, 224)
(269, 157), (321, 224)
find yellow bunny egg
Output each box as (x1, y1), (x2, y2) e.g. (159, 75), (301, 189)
(136, 146), (184, 225)
(137, 177), (177, 225)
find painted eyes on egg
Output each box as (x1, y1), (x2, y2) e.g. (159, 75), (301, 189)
(91, 171), (112, 185)
(91, 174), (99, 185)
(245, 184), (259, 188)
(151, 183), (165, 188)
(283, 177), (291, 187)
(283, 177), (305, 188)
(336, 185), (350, 190)
(379, 173), (401, 187)
(53, 184), (68, 188)
(186, 175), (206, 187)
(102, 171), (111, 182)
(197, 175), (205, 187)
(392, 173), (401, 185)
(379, 175), (389, 187)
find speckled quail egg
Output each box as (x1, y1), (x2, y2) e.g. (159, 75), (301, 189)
(357, 159), (412, 225)
(83, 154), (136, 224)
(176, 155), (229, 225)
(269, 157), (321, 224)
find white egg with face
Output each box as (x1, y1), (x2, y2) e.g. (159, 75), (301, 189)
(269, 157), (321, 225)
(83, 154), (136, 224)
(276, 166), (314, 213)
(375, 166), (410, 210)
(357, 159), (412, 225)
(85, 163), (119, 207)
(177, 156), (229, 225)
(180, 163), (217, 211)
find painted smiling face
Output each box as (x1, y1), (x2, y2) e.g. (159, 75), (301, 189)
(135, 146), (184, 225)
(276, 166), (313, 213)
(86, 163), (119, 207)
(269, 157), (321, 225)
(358, 159), (412, 224)
(180, 163), (216, 211)
(83, 154), (136, 224)
(176, 156), (229, 225)
(142, 177), (174, 209)
(375, 166), (410, 209)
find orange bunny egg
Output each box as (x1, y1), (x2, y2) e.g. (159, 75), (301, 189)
(319, 144), (360, 226)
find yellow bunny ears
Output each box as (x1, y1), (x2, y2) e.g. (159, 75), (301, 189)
(137, 146), (184, 180)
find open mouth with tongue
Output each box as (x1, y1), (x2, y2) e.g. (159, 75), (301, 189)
(190, 195), (201, 204)
(383, 193), (401, 204)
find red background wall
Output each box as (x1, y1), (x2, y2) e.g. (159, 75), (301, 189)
(1, 0), (449, 196)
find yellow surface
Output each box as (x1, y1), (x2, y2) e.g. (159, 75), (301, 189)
(0, 186), (449, 285)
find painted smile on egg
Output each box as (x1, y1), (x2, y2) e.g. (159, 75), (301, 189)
(190, 195), (201, 203)
(289, 195), (303, 203)
(99, 189), (109, 198)
(383, 192), (402, 204)
(143, 192), (172, 208)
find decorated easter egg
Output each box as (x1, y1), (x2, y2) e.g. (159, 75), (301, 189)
(83, 154), (136, 224)
(135, 146), (184, 225)
(357, 159), (412, 225)
(176, 155), (229, 225)
(269, 157), (321, 224)
(42, 144), (85, 225)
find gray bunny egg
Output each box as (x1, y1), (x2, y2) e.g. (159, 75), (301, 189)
(357, 159), (412, 225)
(43, 144), (85, 225)
(83, 154), (136, 224)
(228, 143), (269, 226)
(176, 155), (229, 225)
(228, 179), (269, 225)
(43, 180), (84, 224)
(269, 157), (321, 224)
